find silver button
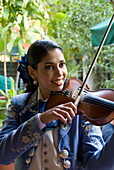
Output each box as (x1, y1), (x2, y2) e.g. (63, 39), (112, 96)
(34, 142), (38, 146)
(60, 149), (69, 159)
(28, 149), (35, 157)
(25, 158), (31, 164)
(63, 160), (71, 168)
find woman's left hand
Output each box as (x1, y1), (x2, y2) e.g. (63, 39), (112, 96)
(39, 102), (77, 124)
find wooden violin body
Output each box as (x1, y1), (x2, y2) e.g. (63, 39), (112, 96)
(46, 77), (114, 126)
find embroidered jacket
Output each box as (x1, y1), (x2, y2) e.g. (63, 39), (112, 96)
(0, 91), (114, 170)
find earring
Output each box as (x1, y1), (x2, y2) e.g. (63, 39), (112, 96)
(33, 80), (38, 85)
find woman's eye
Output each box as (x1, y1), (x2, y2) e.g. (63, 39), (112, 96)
(45, 65), (53, 70)
(59, 62), (66, 67)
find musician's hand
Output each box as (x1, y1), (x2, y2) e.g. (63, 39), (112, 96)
(39, 102), (77, 124)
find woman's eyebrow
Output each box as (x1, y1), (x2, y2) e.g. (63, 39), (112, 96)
(45, 60), (65, 65)
(45, 62), (54, 65)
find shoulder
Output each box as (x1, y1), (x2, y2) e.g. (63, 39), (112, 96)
(102, 123), (114, 132)
(11, 92), (31, 107)
(10, 90), (37, 109)
(102, 123), (114, 142)
(102, 123), (114, 135)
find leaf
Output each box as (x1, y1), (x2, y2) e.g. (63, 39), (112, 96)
(1, 23), (13, 39)
(0, 100), (6, 107)
(18, 39), (25, 56)
(52, 12), (67, 21)
(0, 90), (7, 97)
(17, 14), (22, 24)
(27, 31), (36, 43)
(9, 77), (16, 96)
(0, 39), (4, 52)
(3, 7), (9, 20)
(23, 11), (28, 28)
(7, 31), (18, 53)
(32, 28), (41, 34)
(32, 27), (45, 37)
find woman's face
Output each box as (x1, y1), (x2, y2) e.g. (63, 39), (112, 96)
(29, 48), (67, 99)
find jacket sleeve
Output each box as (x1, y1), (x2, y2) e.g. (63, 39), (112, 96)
(0, 96), (45, 165)
(82, 121), (114, 170)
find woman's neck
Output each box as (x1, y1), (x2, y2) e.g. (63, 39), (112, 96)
(38, 87), (50, 101)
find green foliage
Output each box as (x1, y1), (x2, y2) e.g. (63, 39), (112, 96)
(0, 93), (8, 128)
(92, 46), (114, 89)
(0, 99), (7, 116)
(0, 0), (49, 55)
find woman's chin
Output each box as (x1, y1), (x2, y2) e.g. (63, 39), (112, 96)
(53, 85), (64, 91)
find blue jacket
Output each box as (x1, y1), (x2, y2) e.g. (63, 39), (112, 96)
(0, 91), (114, 170)
(102, 123), (114, 142)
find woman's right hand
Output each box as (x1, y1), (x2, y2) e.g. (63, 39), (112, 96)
(39, 102), (77, 124)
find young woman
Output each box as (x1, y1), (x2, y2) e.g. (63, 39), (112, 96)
(0, 39), (114, 170)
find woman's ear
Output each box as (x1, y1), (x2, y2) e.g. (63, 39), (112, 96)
(28, 66), (37, 80)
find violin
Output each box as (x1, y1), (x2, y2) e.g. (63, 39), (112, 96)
(46, 77), (114, 126)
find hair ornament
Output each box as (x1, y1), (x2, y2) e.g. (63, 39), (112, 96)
(17, 54), (30, 84)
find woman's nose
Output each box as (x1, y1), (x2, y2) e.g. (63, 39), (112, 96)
(55, 67), (63, 75)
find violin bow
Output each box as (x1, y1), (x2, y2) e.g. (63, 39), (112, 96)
(74, 14), (114, 106)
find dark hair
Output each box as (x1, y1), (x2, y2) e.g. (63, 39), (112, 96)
(24, 39), (63, 92)
(27, 39), (63, 69)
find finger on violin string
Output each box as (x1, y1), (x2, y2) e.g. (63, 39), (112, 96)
(53, 110), (68, 124)
(57, 106), (75, 119)
(62, 102), (77, 114)
(54, 107), (73, 123)
(57, 103), (77, 117)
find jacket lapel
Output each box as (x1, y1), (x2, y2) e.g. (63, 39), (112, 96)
(58, 123), (72, 142)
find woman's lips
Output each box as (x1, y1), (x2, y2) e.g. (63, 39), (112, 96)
(51, 79), (64, 86)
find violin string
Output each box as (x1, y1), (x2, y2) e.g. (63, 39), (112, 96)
(83, 94), (114, 110)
